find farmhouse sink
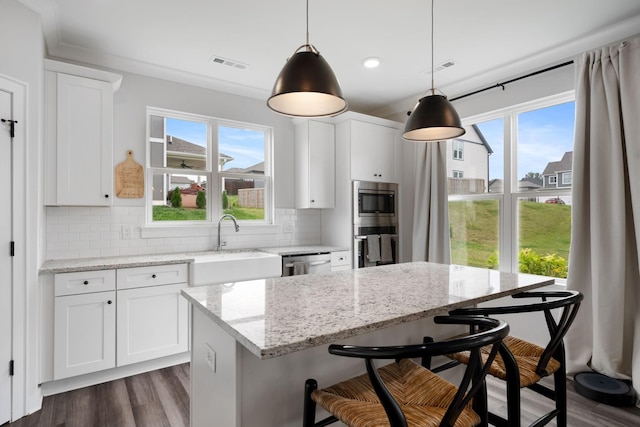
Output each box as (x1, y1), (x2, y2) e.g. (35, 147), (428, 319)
(189, 250), (282, 286)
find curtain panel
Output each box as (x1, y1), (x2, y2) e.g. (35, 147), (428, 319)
(566, 37), (640, 399)
(411, 141), (451, 264)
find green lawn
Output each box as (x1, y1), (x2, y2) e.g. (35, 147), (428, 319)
(449, 200), (571, 272)
(152, 194), (265, 221)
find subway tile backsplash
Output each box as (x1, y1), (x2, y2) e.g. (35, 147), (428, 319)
(45, 206), (321, 260)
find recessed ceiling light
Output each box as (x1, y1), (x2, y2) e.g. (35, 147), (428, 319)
(363, 57), (381, 69)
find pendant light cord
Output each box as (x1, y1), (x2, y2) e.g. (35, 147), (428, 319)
(306, 0), (310, 49)
(430, 0), (435, 96)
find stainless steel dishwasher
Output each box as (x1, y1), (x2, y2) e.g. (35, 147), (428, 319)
(281, 252), (331, 276)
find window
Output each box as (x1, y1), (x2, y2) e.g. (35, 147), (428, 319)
(453, 170), (464, 178)
(562, 173), (572, 185)
(549, 176), (557, 185)
(146, 108), (272, 225)
(448, 93), (574, 279)
(453, 139), (464, 160)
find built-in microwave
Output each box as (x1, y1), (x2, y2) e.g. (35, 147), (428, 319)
(353, 181), (398, 223)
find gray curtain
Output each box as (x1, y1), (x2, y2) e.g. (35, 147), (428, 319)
(411, 141), (451, 263)
(565, 37), (640, 399)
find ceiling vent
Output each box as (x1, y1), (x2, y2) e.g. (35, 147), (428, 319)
(210, 55), (249, 70)
(422, 59), (456, 75)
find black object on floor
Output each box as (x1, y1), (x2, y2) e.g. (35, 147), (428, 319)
(573, 371), (636, 407)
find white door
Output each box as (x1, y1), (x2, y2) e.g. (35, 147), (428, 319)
(0, 87), (13, 424)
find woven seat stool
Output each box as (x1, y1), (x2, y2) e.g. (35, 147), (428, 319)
(303, 315), (509, 427)
(445, 290), (583, 427)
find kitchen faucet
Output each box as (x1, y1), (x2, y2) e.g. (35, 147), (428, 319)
(217, 214), (239, 251)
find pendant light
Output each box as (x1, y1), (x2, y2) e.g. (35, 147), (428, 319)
(403, 0), (465, 141)
(267, 0), (347, 117)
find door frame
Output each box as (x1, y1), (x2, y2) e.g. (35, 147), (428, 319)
(1, 73), (29, 423)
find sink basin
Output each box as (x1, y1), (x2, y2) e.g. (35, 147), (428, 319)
(189, 251), (282, 286)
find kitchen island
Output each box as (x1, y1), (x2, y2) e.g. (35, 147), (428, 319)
(181, 261), (555, 427)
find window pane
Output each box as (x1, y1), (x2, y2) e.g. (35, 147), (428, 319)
(449, 119), (503, 195)
(449, 199), (500, 269)
(518, 197), (571, 278)
(152, 173), (208, 221)
(165, 118), (208, 171)
(517, 102), (574, 191)
(219, 125), (265, 174)
(222, 177), (265, 220)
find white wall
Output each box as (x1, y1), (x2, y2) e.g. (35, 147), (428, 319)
(0, 0), (45, 418)
(44, 69), (327, 259)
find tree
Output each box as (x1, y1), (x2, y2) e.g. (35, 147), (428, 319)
(196, 190), (206, 209)
(170, 186), (182, 208)
(222, 190), (229, 210)
(524, 172), (541, 180)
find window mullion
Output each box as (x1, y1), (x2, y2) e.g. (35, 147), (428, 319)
(500, 113), (516, 273)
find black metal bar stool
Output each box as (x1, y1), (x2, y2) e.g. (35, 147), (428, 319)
(302, 315), (509, 427)
(444, 290), (583, 427)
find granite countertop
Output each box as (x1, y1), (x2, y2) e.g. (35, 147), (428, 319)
(181, 261), (555, 360)
(39, 253), (196, 274)
(259, 245), (349, 256)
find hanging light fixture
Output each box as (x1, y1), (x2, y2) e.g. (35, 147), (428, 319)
(403, 0), (465, 141)
(267, 0), (347, 117)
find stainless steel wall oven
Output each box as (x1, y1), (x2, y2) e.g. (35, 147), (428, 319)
(353, 181), (399, 268)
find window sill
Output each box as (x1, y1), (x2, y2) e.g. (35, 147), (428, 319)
(141, 222), (279, 239)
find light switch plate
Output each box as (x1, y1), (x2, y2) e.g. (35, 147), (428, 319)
(205, 343), (216, 373)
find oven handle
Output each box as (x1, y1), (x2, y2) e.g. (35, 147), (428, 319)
(284, 260), (331, 268)
(355, 234), (398, 240)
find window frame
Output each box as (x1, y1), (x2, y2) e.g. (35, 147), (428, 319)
(453, 139), (464, 160)
(549, 175), (558, 185)
(145, 107), (274, 227)
(453, 170), (464, 178)
(452, 91), (574, 275)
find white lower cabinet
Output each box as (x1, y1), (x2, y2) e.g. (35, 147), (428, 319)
(117, 283), (188, 366)
(52, 264), (188, 380)
(54, 290), (116, 380)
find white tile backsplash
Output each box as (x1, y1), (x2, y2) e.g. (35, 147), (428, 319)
(45, 206), (322, 260)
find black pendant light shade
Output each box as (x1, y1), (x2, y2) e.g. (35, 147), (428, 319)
(267, 47), (347, 117)
(403, 0), (465, 142)
(403, 94), (465, 141)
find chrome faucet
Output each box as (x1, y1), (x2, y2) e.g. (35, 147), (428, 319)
(217, 214), (239, 251)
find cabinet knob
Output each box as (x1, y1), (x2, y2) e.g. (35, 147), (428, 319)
(83, 280), (89, 285)
(107, 300), (113, 305)
(104, 194), (109, 198)
(310, 199), (315, 203)
(152, 274), (157, 279)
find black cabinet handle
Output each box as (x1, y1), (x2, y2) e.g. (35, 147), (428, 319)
(152, 274), (157, 279)
(83, 280), (89, 285)
(107, 300), (112, 305)
(104, 194), (109, 198)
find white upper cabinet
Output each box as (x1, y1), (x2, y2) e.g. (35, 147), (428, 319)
(350, 120), (400, 183)
(294, 120), (335, 208)
(45, 60), (122, 206)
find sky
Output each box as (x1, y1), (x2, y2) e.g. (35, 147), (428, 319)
(165, 118), (265, 170)
(476, 101), (575, 181)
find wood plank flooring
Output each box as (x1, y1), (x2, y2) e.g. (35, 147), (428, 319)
(6, 363), (640, 426)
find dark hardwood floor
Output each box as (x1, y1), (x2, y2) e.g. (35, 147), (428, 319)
(8, 364), (190, 427)
(6, 363), (640, 426)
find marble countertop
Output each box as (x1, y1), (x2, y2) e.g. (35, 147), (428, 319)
(39, 253), (196, 274)
(181, 261), (555, 360)
(258, 245), (349, 256)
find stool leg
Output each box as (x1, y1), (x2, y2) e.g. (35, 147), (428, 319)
(303, 379), (318, 427)
(554, 364), (567, 427)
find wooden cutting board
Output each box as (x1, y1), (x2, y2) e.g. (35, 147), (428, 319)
(115, 150), (144, 198)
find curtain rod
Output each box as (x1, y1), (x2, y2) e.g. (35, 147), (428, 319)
(448, 60), (575, 103)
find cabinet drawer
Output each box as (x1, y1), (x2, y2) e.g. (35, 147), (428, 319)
(54, 270), (116, 296)
(117, 263), (188, 289)
(331, 251), (351, 267)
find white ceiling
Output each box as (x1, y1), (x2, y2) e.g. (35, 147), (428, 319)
(22, 0), (640, 117)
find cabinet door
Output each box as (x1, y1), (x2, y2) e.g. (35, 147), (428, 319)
(116, 283), (189, 366)
(350, 121), (399, 183)
(295, 120), (335, 208)
(56, 73), (113, 206)
(54, 291), (116, 380)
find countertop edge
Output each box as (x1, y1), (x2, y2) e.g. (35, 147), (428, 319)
(39, 255), (196, 274)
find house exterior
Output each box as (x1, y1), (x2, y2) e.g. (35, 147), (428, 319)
(447, 124), (492, 194)
(542, 151), (573, 189)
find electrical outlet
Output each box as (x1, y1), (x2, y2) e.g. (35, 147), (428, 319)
(121, 224), (133, 239)
(283, 221), (293, 233)
(205, 343), (216, 373)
